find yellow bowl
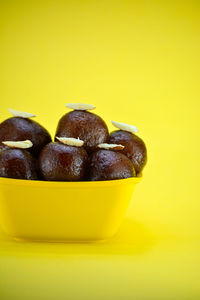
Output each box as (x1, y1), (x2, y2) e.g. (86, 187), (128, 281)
(0, 176), (142, 242)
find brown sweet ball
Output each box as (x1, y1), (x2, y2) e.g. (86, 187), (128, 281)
(55, 104), (109, 152)
(87, 147), (136, 181)
(0, 141), (38, 180)
(0, 109), (52, 157)
(39, 138), (88, 181)
(109, 130), (147, 174)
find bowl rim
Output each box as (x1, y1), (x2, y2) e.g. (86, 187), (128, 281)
(0, 175), (142, 188)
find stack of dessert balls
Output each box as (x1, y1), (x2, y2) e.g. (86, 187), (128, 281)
(0, 104), (147, 181)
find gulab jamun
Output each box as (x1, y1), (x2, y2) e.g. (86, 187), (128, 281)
(39, 140), (88, 181)
(109, 130), (147, 174)
(0, 109), (52, 157)
(87, 149), (136, 181)
(0, 144), (38, 180)
(55, 105), (109, 152)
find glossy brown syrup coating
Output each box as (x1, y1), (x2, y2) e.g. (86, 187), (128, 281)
(55, 110), (109, 152)
(0, 117), (52, 156)
(0, 144), (9, 153)
(87, 149), (136, 181)
(0, 148), (38, 180)
(109, 130), (147, 174)
(39, 142), (88, 181)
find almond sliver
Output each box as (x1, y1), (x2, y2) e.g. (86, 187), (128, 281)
(8, 108), (36, 118)
(56, 137), (84, 147)
(98, 143), (124, 150)
(2, 140), (33, 149)
(111, 120), (138, 133)
(66, 103), (95, 110)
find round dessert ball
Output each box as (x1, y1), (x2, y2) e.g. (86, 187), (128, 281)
(0, 148), (38, 180)
(0, 117), (52, 157)
(109, 130), (147, 174)
(55, 110), (109, 152)
(39, 142), (88, 181)
(87, 149), (136, 181)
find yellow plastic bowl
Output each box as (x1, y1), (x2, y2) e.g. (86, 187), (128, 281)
(0, 176), (142, 242)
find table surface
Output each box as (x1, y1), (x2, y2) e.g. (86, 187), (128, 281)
(0, 217), (200, 300)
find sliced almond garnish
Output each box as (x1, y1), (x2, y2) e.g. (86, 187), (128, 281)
(111, 120), (138, 133)
(8, 108), (36, 118)
(66, 103), (95, 111)
(2, 140), (33, 149)
(56, 137), (84, 147)
(98, 143), (124, 150)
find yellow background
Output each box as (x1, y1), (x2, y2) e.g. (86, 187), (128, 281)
(0, 0), (200, 299)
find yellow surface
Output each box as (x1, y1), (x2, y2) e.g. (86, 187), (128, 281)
(0, 177), (141, 241)
(0, 0), (200, 299)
